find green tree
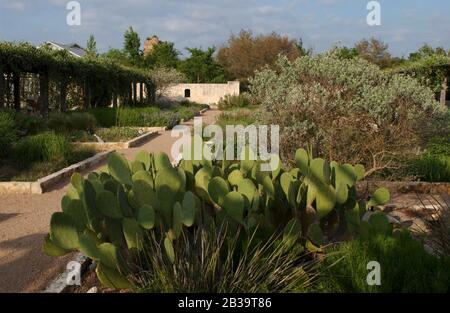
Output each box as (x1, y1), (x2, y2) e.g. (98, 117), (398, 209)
(101, 48), (129, 65)
(123, 26), (141, 65)
(86, 34), (97, 58)
(409, 44), (448, 61)
(354, 37), (393, 68)
(144, 41), (179, 69)
(178, 47), (225, 83)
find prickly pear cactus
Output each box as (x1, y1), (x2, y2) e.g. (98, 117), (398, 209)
(44, 147), (392, 289)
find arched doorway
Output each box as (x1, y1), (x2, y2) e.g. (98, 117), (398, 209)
(184, 89), (191, 98)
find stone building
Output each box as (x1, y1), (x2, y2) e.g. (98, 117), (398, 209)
(165, 81), (240, 105)
(144, 36), (160, 56)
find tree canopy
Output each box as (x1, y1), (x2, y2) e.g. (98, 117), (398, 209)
(177, 47), (225, 83)
(217, 30), (307, 82)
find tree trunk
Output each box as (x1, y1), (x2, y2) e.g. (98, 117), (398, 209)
(39, 72), (49, 117)
(440, 77), (448, 109)
(60, 81), (67, 112)
(0, 70), (5, 108)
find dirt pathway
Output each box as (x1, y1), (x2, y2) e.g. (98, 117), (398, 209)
(0, 109), (221, 293)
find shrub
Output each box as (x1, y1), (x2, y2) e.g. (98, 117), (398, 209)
(69, 113), (97, 133)
(43, 148), (392, 290)
(317, 232), (450, 293)
(13, 112), (45, 136)
(48, 112), (97, 133)
(96, 127), (141, 142)
(0, 110), (17, 157)
(411, 154), (450, 182)
(249, 54), (443, 175)
(13, 132), (71, 165)
(217, 94), (250, 110)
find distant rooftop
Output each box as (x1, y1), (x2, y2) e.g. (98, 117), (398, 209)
(42, 41), (87, 58)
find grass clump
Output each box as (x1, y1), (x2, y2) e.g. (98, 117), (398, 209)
(134, 226), (318, 293)
(316, 232), (450, 293)
(12, 132), (71, 165)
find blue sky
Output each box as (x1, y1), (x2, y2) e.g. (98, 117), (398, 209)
(0, 0), (449, 57)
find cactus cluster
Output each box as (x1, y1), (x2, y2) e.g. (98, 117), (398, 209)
(43, 147), (392, 289)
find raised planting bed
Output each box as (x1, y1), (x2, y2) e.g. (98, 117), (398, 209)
(72, 128), (162, 151)
(0, 150), (114, 194)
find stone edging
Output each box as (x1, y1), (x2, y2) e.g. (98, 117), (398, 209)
(43, 253), (91, 293)
(357, 180), (450, 195)
(0, 150), (114, 195)
(74, 130), (160, 151)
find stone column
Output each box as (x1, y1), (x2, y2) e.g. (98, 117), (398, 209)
(13, 72), (20, 111)
(440, 77), (448, 109)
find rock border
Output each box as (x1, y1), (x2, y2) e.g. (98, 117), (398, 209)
(357, 180), (450, 195)
(43, 253), (91, 293)
(0, 150), (114, 195)
(73, 130), (160, 151)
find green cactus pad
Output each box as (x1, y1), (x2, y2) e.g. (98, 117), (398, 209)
(50, 212), (79, 250)
(295, 148), (309, 174)
(79, 232), (101, 260)
(354, 164), (366, 180)
(96, 262), (131, 290)
(154, 152), (172, 171)
(181, 192), (196, 227)
(62, 197), (88, 231)
(107, 152), (133, 186)
(70, 173), (84, 194)
(122, 218), (143, 250)
(368, 187), (390, 207)
(98, 243), (120, 269)
(135, 151), (151, 171)
(228, 169), (244, 187)
(43, 234), (70, 256)
(164, 236), (175, 264)
(237, 179), (256, 204)
(280, 172), (293, 199)
(96, 190), (123, 219)
(316, 184), (336, 219)
(222, 191), (245, 223)
(335, 183), (349, 205)
(137, 204), (155, 230)
(132, 170), (154, 188)
(132, 180), (157, 209)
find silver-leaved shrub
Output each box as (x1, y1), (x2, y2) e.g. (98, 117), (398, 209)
(249, 53), (444, 176)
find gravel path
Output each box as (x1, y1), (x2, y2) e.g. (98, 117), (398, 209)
(0, 109), (221, 293)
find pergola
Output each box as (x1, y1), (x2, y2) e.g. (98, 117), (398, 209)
(0, 42), (155, 116)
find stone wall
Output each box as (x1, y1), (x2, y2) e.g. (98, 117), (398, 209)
(165, 81), (240, 105)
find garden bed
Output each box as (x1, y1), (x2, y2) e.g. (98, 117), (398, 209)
(73, 128), (161, 151)
(0, 150), (114, 194)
